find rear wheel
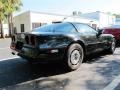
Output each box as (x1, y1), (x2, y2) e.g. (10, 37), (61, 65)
(65, 43), (84, 71)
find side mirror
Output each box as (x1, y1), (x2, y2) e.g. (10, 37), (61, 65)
(96, 29), (102, 38)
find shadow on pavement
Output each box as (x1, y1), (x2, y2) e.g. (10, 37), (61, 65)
(83, 51), (120, 90)
(0, 50), (120, 90)
(0, 58), (69, 89)
(84, 51), (108, 63)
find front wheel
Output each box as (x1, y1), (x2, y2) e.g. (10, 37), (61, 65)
(65, 43), (84, 71)
(107, 39), (116, 54)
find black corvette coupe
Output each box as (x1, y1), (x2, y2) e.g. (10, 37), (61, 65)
(10, 22), (116, 70)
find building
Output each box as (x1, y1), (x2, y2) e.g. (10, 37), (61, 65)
(80, 11), (116, 28)
(115, 18), (120, 25)
(13, 11), (99, 33)
(0, 23), (9, 38)
(3, 24), (9, 37)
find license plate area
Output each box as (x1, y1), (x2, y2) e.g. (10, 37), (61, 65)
(22, 47), (39, 57)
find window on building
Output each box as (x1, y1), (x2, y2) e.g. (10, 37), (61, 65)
(41, 23), (47, 26)
(32, 23), (47, 29)
(20, 24), (24, 32)
(32, 23), (41, 29)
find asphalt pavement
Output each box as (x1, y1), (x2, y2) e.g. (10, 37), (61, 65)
(0, 38), (120, 90)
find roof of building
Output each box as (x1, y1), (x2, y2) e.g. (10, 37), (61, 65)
(14, 10), (98, 21)
(81, 11), (114, 15)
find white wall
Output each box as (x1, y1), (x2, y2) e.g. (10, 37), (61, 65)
(13, 11), (31, 33)
(99, 13), (115, 28)
(64, 17), (89, 23)
(30, 11), (99, 29)
(64, 16), (99, 25)
(3, 24), (9, 37)
(81, 12), (116, 28)
(30, 11), (95, 24)
(81, 12), (99, 20)
(30, 12), (64, 30)
(13, 11), (99, 33)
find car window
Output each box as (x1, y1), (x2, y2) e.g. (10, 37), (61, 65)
(74, 23), (97, 35)
(110, 25), (120, 28)
(33, 23), (76, 33)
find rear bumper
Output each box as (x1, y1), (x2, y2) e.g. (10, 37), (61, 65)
(11, 46), (66, 62)
(18, 53), (64, 62)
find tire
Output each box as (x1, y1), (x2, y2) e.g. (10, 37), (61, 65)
(65, 43), (84, 71)
(107, 38), (116, 54)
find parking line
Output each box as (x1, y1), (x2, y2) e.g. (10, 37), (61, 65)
(103, 74), (120, 90)
(0, 57), (19, 61)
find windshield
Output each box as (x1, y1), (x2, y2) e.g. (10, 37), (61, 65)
(104, 25), (120, 29)
(110, 25), (120, 28)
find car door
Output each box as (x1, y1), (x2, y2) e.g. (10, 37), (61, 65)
(74, 23), (102, 54)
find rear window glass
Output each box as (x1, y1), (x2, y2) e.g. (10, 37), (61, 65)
(110, 25), (120, 28)
(32, 23), (76, 33)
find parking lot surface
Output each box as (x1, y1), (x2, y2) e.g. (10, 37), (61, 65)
(0, 38), (120, 90)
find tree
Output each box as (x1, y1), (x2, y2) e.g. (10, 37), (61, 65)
(113, 14), (120, 18)
(0, 0), (5, 38)
(5, 0), (22, 36)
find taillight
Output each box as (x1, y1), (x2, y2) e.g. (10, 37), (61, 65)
(25, 35), (29, 44)
(30, 36), (35, 45)
(25, 35), (36, 46)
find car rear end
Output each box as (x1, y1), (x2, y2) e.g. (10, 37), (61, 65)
(10, 33), (67, 62)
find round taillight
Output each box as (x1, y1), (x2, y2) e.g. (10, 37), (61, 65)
(25, 36), (29, 44)
(30, 36), (35, 45)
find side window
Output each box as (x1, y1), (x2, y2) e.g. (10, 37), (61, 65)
(75, 23), (97, 35)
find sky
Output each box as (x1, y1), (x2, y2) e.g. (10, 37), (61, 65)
(14, 0), (120, 15)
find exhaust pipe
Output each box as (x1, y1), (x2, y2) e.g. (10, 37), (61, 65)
(12, 52), (16, 55)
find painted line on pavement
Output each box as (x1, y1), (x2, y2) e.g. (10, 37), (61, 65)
(103, 74), (120, 90)
(0, 57), (20, 61)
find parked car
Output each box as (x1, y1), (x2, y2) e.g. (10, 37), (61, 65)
(10, 22), (116, 71)
(102, 25), (120, 43)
